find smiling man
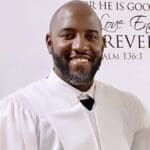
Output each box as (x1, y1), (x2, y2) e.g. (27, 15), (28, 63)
(46, 1), (104, 91)
(0, 1), (148, 150)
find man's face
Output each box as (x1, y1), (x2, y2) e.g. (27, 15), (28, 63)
(47, 5), (104, 86)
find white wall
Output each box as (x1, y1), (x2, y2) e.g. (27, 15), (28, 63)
(0, 0), (67, 98)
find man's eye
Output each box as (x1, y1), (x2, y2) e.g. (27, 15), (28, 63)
(86, 34), (98, 41)
(62, 33), (74, 40)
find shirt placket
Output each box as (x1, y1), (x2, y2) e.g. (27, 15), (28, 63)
(86, 110), (101, 150)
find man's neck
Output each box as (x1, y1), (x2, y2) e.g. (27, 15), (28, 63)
(53, 68), (93, 92)
(70, 81), (93, 92)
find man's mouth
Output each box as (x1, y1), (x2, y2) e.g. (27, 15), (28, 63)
(70, 58), (89, 65)
(69, 53), (94, 65)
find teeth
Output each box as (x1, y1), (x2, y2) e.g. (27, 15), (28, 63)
(70, 58), (88, 64)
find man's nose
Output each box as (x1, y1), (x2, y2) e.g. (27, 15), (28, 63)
(72, 35), (89, 51)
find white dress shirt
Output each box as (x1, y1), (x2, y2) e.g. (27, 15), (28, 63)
(0, 70), (148, 150)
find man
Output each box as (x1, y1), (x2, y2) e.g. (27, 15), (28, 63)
(0, 0), (148, 150)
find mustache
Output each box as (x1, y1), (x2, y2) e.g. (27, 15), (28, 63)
(66, 50), (95, 61)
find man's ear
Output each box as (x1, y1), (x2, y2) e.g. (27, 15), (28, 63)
(102, 36), (106, 52)
(46, 33), (52, 54)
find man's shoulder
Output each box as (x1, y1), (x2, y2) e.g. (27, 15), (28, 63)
(5, 78), (47, 98)
(95, 80), (144, 112)
(95, 80), (148, 131)
(95, 80), (135, 98)
(0, 78), (49, 114)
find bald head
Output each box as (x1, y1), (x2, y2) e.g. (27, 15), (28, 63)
(49, 0), (102, 34)
(46, 0), (104, 91)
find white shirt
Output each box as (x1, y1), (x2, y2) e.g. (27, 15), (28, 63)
(0, 70), (148, 150)
(132, 128), (150, 150)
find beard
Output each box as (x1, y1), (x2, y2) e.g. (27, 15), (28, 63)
(52, 51), (103, 86)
